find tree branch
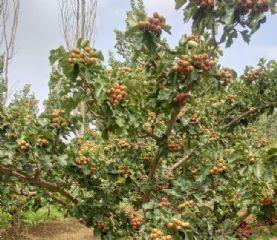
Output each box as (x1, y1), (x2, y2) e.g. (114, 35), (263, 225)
(144, 109), (180, 202)
(223, 102), (276, 129)
(0, 164), (78, 204)
(167, 149), (195, 175)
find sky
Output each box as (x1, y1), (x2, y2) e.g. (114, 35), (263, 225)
(6, 0), (277, 106)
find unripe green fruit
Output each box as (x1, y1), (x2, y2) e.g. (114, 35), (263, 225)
(187, 40), (199, 48)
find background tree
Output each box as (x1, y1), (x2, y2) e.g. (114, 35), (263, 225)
(58, 0), (97, 50)
(58, 0), (98, 135)
(0, 0), (19, 106)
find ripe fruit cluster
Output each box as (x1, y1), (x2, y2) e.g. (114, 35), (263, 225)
(217, 68), (233, 86)
(189, 116), (199, 125)
(174, 92), (189, 107)
(247, 153), (255, 163)
(75, 156), (91, 166)
(51, 109), (67, 128)
(260, 196), (274, 205)
(243, 69), (262, 82)
(182, 34), (200, 43)
(168, 139), (184, 152)
(107, 83), (127, 105)
(36, 138), (49, 147)
(235, 221), (253, 238)
(129, 214), (142, 230)
(95, 223), (109, 233)
(150, 229), (172, 240)
(209, 159), (227, 175)
(167, 219), (191, 231)
(18, 140), (30, 151)
(68, 47), (98, 65)
(143, 152), (153, 162)
(159, 197), (170, 207)
(90, 166), (97, 175)
(79, 141), (98, 154)
(171, 55), (194, 75)
(193, 54), (215, 72)
(118, 165), (129, 177)
(237, 0), (269, 15)
(138, 12), (165, 35)
(116, 139), (130, 148)
(178, 200), (194, 210)
(119, 66), (133, 74)
(196, 0), (214, 8)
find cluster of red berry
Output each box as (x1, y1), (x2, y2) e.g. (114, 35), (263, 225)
(260, 196), (274, 205)
(119, 66), (133, 74)
(116, 139), (130, 148)
(51, 109), (68, 129)
(95, 223), (109, 233)
(171, 55), (194, 75)
(75, 156), (91, 166)
(129, 214), (143, 230)
(174, 92), (190, 107)
(18, 140), (30, 151)
(150, 228), (172, 240)
(178, 200), (194, 210)
(143, 153), (154, 162)
(167, 219), (191, 230)
(237, 0), (269, 14)
(159, 197), (170, 207)
(209, 159), (227, 175)
(235, 221), (253, 238)
(36, 138), (49, 147)
(217, 68), (233, 86)
(243, 69), (262, 82)
(68, 47), (98, 65)
(189, 116), (199, 125)
(193, 54), (215, 72)
(107, 83), (127, 105)
(138, 12), (165, 35)
(168, 139), (184, 152)
(118, 165), (130, 177)
(90, 166), (97, 175)
(196, 0), (214, 8)
(182, 34), (200, 43)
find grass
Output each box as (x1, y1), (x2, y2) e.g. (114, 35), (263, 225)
(0, 205), (64, 229)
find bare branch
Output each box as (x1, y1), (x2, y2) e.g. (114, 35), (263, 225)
(0, 0), (19, 105)
(223, 101), (277, 129)
(167, 149), (195, 175)
(58, 0), (97, 49)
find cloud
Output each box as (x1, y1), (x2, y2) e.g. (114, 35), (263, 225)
(144, 0), (176, 13)
(255, 45), (277, 59)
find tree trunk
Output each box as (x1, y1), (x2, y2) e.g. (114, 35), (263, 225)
(12, 207), (22, 237)
(79, 0), (86, 135)
(1, 54), (9, 106)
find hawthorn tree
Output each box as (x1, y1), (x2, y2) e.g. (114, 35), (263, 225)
(0, 0), (276, 239)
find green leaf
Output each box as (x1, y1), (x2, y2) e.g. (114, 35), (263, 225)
(115, 117), (125, 127)
(175, 0), (187, 9)
(240, 30), (251, 44)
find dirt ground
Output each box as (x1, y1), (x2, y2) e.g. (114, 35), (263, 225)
(0, 220), (96, 240)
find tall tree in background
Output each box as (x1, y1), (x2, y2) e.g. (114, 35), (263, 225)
(58, 0), (97, 134)
(58, 0), (97, 50)
(0, 0), (19, 106)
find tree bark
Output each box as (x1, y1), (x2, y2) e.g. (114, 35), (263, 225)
(0, 164), (78, 204)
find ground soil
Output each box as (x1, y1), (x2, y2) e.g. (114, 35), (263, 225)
(0, 220), (96, 240)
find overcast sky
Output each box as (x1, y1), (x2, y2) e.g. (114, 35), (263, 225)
(7, 0), (277, 107)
